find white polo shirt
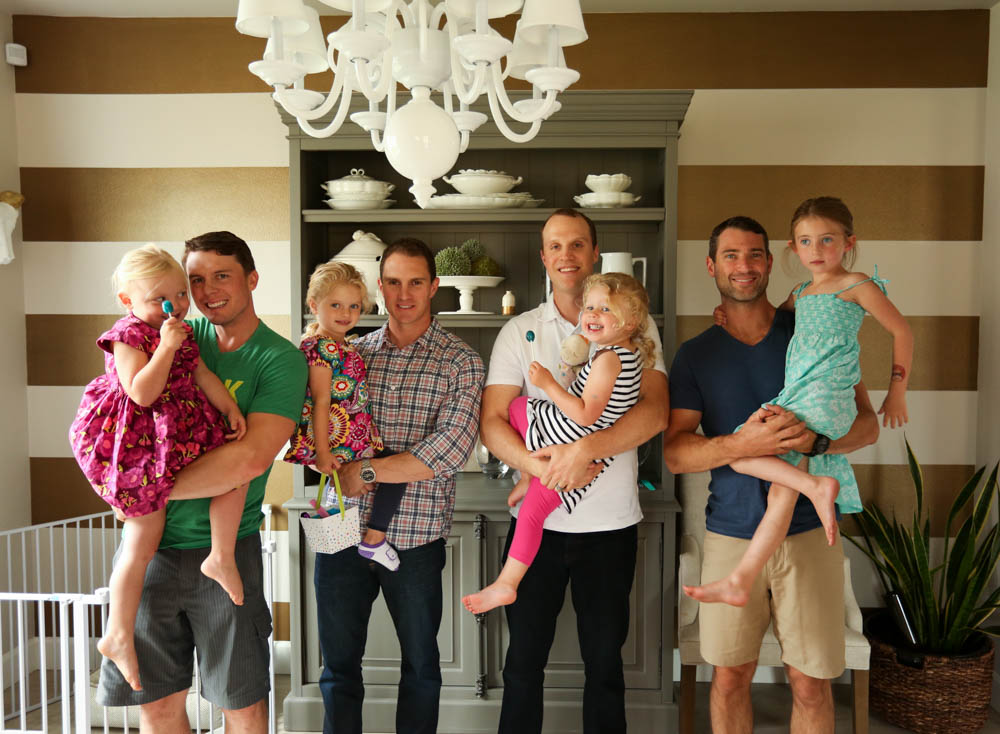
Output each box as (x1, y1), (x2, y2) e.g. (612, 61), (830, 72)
(486, 298), (666, 533)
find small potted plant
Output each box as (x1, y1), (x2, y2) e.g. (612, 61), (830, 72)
(845, 439), (999, 733)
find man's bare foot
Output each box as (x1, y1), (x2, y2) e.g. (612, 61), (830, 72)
(683, 576), (750, 607)
(201, 554), (244, 605)
(811, 476), (841, 546)
(463, 582), (517, 614)
(507, 480), (529, 508)
(97, 633), (142, 691)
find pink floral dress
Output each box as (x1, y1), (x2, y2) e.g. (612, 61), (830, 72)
(69, 314), (228, 517)
(283, 337), (383, 465)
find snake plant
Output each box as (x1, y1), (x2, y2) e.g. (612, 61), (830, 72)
(844, 438), (1000, 653)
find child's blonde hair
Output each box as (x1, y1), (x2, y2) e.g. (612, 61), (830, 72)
(111, 244), (186, 310)
(788, 196), (859, 270)
(582, 272), (656, 368)
(304, 261), (370, 338)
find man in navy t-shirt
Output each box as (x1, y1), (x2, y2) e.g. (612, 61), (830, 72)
(663, 216), (879, 734)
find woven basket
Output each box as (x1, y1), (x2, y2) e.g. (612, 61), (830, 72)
(867, 612), (995, 734)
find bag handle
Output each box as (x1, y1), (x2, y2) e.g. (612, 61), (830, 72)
(317, 471), (348, 521)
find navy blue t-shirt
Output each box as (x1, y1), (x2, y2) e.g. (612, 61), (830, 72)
(669, 310), (823, 539)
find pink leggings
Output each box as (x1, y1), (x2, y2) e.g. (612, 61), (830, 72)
(507, 396), (564, 565)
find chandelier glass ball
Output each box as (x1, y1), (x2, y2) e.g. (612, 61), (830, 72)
(384, 88), (462, 208)
(235, 0), (587, 207)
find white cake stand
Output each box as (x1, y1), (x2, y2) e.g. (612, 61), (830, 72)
(438, 276), (505, 314)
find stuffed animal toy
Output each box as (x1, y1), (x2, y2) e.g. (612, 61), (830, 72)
(556, 333), (590, 388)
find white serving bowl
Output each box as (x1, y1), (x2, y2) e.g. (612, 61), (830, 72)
(443, 169), (523, 195)
(321, 188), (388, 202)
(585, 173), (632, 193)
(573, 191), (640, 208)
(323, 169), (395, 198)
(324, 198), (395, 211)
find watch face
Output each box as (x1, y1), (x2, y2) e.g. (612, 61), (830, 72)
(361, 467), (376, 483)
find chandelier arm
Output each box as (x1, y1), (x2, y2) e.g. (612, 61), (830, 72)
(488, 63), (558, 123)
(486, 83), (543, 144)
(295, 81), (354, 138)
(275, 69), (346, 121)
(353, 58), (389, 104)
(450, 59), (489, 106)
(459, 129), (471, 153)
(370, 129), (385, 152)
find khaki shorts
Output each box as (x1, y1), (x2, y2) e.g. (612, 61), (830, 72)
(699, 526), (845, 679)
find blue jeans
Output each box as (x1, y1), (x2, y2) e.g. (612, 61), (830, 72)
(314, 538), (445, 734)
(499, 520), (638, 734)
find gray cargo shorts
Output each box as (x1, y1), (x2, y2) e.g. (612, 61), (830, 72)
(96, 533), (272, 711)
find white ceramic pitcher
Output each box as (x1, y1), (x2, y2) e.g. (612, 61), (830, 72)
(600, 252), (647, 286)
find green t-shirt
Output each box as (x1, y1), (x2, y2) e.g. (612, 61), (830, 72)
(160, 318), (307, 549)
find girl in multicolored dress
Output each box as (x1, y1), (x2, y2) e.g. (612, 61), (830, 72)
(284, 262), (405, 571)
(686, 196), (913, 607)
(69, 245), (249, 692)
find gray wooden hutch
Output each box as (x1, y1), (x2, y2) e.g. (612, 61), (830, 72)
(279, 89), (692, 732)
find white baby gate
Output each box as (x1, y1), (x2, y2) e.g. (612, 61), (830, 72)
(0, 507), (278, 734)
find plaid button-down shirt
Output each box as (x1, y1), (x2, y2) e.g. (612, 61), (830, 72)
(351, 319), (485, 549)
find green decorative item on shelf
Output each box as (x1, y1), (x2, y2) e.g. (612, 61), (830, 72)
(435, 246), (471, 276)
(460, 238), (486, 262)
(844, 438), (999, 734)
(470, 255), (501, 277)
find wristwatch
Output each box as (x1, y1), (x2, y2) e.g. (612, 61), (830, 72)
(807, 433), (831, 457)
(360, 458), (377, 484)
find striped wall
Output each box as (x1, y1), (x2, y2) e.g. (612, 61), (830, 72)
(11, 10), (990, 625)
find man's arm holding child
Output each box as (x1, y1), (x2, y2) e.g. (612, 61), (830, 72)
(663, 382), (879, 475)
(533, 368), (669, 490)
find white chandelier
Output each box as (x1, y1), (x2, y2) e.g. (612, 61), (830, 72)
(235, 0), (587, 207)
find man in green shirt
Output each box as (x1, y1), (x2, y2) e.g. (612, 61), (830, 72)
(97, 231), (307, 734)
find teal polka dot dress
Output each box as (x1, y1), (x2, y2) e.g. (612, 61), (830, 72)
(770, 268), (889, 514)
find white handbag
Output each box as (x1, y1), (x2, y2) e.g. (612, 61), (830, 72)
(299, 471), (361, 554)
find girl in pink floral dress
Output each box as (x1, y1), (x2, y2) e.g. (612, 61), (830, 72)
(69, 245), (248, 692)
(284, 262), (405, 571)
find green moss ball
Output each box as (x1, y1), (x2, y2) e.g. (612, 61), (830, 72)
(435, 247), (472, 276)
(470, 256), (502, 277)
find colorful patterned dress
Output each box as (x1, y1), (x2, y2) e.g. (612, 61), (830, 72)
(69, 314), (228, 517)
(283, 336), (383, 465)
(766, 269), (890, 514)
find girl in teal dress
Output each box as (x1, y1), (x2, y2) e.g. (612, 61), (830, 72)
(687, 196), (913, 607)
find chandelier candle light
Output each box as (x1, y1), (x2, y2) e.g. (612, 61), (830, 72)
(235, 0), (588, 208)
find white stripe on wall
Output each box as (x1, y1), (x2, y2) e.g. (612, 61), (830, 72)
(676, 240), (981, 316)
(24, 240), (292, 315)
(15, 93), (289, 168)
(852, 390), (978, 466)
(15, 88), (986, 169)
(678, 88), (985, 166)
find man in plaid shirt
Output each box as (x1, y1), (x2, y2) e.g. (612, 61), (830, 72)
(313, 237), (485, 734)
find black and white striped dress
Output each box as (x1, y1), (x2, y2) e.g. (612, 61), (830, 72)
(524, 345), (643, 513)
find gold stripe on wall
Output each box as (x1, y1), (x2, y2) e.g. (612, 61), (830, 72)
(14, 12), (987, 94)
(678, 166), (985, 242)
(30, 457), (109, 524)
(19, 168), (289, 243)
(274, 601), (290, 643)
(675, 315), (978, 391)
(28, 314), (293, 386)
(843, 463), (977, 536)
(264, 459), (293, 532)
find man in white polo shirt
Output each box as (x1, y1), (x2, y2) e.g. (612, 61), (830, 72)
(480, 208), (669, 733)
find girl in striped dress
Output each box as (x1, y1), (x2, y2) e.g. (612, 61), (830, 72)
(464, 273), (655, 614)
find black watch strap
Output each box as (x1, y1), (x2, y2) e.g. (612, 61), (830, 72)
(807, 433), (830, 457)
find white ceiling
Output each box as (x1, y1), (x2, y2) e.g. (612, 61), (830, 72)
(6, 0), (999, 17)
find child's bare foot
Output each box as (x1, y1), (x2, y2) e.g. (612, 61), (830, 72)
(97, 634), (142, 691)
(201, 554), (244, 605)
(463, 582), (517, 614)
(507, 479), (529, 508)
(683, 576), (750, 607)
(812, 476), (840, 546)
